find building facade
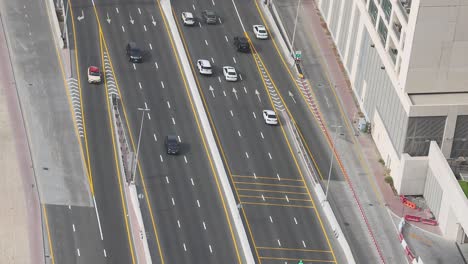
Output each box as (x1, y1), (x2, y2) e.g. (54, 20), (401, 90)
(317, 0), (468, 192)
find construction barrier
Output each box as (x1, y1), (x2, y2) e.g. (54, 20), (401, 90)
(405, 215), (421, 222)
(421, 218), (438, 226)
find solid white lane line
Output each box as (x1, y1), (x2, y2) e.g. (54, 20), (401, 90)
(161, 81), (165, 88)
(197, 200), (200, 207)
(155, 62), (159, 69)
(230, 110), (233, 116)
(166, 176), (169, 183)
(260, 132), (264, 139)
(294, 217), (298, 225)
(245, 152), (249, 158)
(183, 243), (187, 251)
(269, 216), (273, 223)
(209, 245), (213, 253)
(253, 112), (256, 119)
(147, 113), (151, 120)
(191, 178), (194, 186)
(203, 221), (207, 230)
(302, 240), (306, 248)
(233, 57), (236, 63)
(154, 133), (157, 141)
(277, 173), (281, 181)
(167, 101), (171, 109)
(93, 196), (104, 240)
(225, 35), (229, 42)
(172, 197), (175, 206)
(172, 117), (176, 125)
(149, 43), (152, 50)
(160, 155), (163, 162)
(72, 224), (76, 232)
(139, 82), (142, 89)
(103, 249), (107, 257)
(205, 39), (208, 46)
(268, 152), (272, 159)
(229, 0), (245, 30)
(184, 155), (188, 163)
(77, 248), (80, 256)
(177, 220), (181, 228)
(277, 239), (281, 247)
(238, 131), (241, 137)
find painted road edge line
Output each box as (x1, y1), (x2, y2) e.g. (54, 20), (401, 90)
(160, 0), (254, 262)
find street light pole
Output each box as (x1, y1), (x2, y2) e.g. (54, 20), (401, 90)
(132, 106), (150, 184)
(325, 125), (342, 200)
(291, 0), (301, 55)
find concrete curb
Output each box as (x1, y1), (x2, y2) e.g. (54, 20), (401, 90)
(44, 0), (64, 49)
(111, 100), (152, 264)
(160, 0), (254, 262)
(283, 113), (356, 264)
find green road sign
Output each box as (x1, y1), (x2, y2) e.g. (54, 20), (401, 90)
(295, 50), (302, 59)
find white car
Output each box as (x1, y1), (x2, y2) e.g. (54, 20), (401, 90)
(263, 110), (278, 125)
(87, 66), (101, 84)
(223, 66), (238, 81)
(197, 59), (213, 75)
(253, 25), (268, 39)
(181, 12), (195, 26)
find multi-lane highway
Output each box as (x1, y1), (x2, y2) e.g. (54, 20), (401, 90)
(69, 0), (248, 262)
(172, 0), (343, 263)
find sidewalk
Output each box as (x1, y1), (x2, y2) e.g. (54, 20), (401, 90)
(0, 12), (43, 264)
(264, 0), (461, 262)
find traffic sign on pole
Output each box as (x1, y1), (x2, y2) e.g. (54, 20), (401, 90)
(295, 50), (302, 60)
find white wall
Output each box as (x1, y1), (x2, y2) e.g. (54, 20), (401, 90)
(399, 154), (428, 195)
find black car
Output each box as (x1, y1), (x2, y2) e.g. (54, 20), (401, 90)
(201, 10), (217, 24)
(233, 36), (250, 52)
(165, 135), (180, 155)
(126, 42), (142, 63)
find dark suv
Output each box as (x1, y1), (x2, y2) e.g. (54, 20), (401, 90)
(165, 135), (180, 155)
(233, 36), (250, 52)
(126, 42), (142, 63)
(201, 10), (217, 24)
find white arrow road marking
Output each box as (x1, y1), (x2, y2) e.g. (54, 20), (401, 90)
(255, 89), (261, 102)
(106, 12), (111, 24)
(289, 90), (296, 103)
(129, 13), (134, 24)
(232, 88), (238, 100)
(151, 16), (156, 26)
(209, 86), (215, 98)
(77, 10), (84, 21)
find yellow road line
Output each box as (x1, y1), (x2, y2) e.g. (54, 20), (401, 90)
(237, 188), (308, 195)
(91, 4), (165, 263)
(42, 205), (55, 264)
(239, 195), (312, 202)
(172, 7), (260, 263)
(99, 30), (136, 264)
(247, 23), (337, 261)
(257, 246), (332, 253)
(234, 181), (306, 188)
(259, 256), (336, 263)
(232, 175), (304, 182)
(241, 202), (314, 209)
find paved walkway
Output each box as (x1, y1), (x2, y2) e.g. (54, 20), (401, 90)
(0, 11), (43, 264)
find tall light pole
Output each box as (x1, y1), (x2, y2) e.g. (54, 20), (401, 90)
(291, 0), (301, 55)
(132, 106), (150, 184)
(325, 125), (342, 200)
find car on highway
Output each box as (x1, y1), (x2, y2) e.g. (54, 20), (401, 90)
(87, 66), (101, 84)
(233, 36), (250, 52)
(201, 10), (217, 24)
(181, 12), (196, 26)
(253, 25), (268, 39)
(223, 66), (238, 82)
(126, 42), (142, 63)
(165, 135), (180, 155)
(197, 59), (213, 75)
(263, 110), (278, 125)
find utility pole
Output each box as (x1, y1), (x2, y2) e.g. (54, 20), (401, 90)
(325, 125), (342, 200)
(132, 106), (150, 184)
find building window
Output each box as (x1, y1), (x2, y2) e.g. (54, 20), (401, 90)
(381, 0), (392, 21)
(369, 0), (378, 25)
(378, 18), (388, 44)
